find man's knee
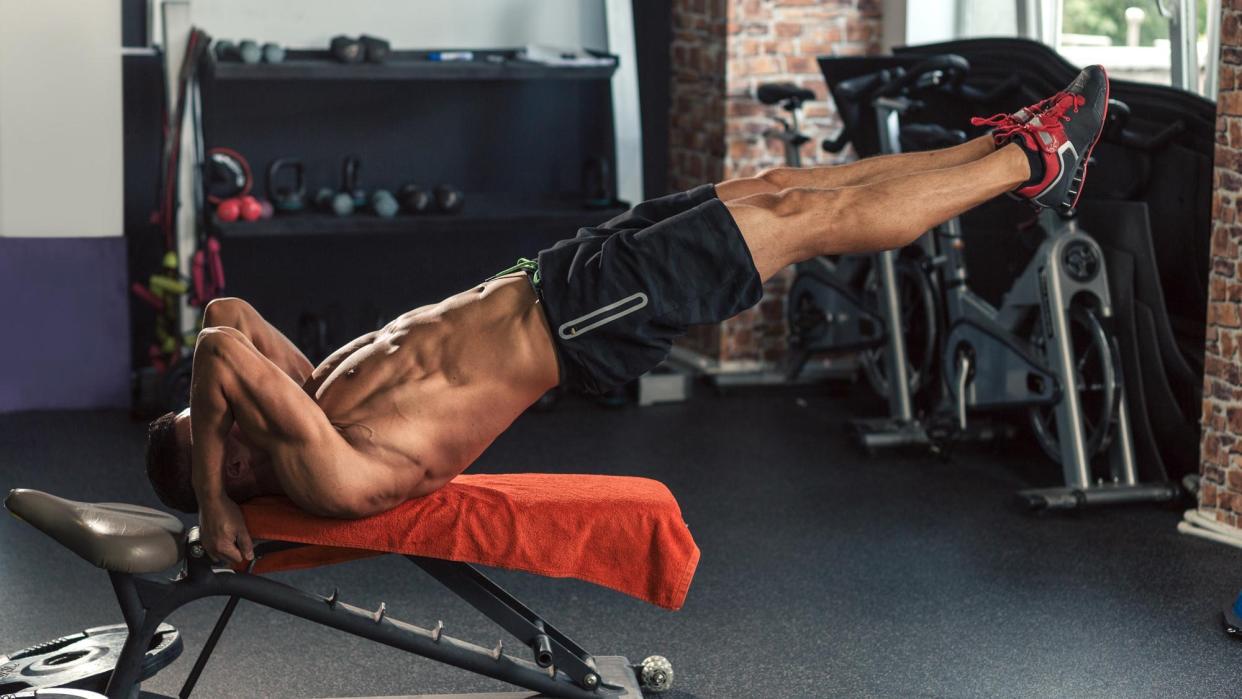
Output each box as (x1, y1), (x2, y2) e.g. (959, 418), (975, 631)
(758, 166), (796, 190)
(203, 297), (252, 328)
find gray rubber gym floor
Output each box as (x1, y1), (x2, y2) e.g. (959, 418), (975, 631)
(1, 389), (1239, 698)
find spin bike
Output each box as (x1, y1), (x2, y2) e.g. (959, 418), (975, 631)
(781, 56), (1180, 509)
(764, 79), (940, 403)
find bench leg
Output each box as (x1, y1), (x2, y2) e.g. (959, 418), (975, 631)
(104, 572), (166, 699)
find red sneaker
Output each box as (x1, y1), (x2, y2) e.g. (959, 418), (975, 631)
(971, 65), (1110, 213)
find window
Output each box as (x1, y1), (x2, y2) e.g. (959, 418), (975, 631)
(951, 0), (1220, 97)
(1059, 0), (1209, 91)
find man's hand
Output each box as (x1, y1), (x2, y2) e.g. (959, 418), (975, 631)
(199, 495), (255, 565)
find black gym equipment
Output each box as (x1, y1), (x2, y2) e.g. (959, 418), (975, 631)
(398, 183), (432, 213)
(265, 158), (306, 213)
(434, 184), (465, 214)
(330, 35), (364, 64)
(342, 155), (366, 208)
(786, 54), (1179, 508)
(203, 147), (252, 205)
(2, 489), (671, 698)
(359, 35), (391, 63)
(893, 38), (1213, 488)
(211, 40), (236, 62)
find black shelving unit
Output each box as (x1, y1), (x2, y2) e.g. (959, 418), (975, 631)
(215, 195), (625, 239)
(208, 49), (619, 82)
(194, 43), (625, 349)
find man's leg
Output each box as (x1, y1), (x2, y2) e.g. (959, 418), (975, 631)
(716, 135), (997, 201)
(726, 143), (1029, 281)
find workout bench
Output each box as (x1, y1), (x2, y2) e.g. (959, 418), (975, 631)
(4, 474), (697, 698)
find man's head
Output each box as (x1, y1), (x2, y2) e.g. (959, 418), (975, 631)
(145, 408), (267, 513)
(146, 409), (197, 512)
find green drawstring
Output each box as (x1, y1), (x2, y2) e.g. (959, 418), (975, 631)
(487, 257), (541, 287)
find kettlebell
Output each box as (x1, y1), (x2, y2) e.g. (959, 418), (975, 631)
(341, 156), (366, 208)
(266, 158), (306, 213)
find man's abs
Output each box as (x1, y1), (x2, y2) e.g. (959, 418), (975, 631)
(308, 275), (560, 493)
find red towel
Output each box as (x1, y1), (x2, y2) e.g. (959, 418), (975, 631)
(240, 473), (699, 611)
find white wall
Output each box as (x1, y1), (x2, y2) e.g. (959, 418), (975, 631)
(905, 0), (957, 46)
(0, 0), (123, 238)
(181, 0), (607, 51)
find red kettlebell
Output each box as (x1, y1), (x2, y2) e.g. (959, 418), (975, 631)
(239, 195), (263, 221)
(216, 197), (241, 222)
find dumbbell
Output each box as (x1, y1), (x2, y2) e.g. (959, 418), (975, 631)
(434, 185), (465, 214)
(360, 35), (391, 63)
(213, 40), (237, 61)
(371, 190), (399, 218)
(238, 40), (262, 65)
(330, 36), (364, 64)
(262, 42), (286, 64)
(216, 195), (263, 222)
(398, 184), (432, 214)
(315, 187), (354, 217)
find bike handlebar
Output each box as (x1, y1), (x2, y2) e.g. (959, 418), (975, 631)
(875, 54), (970, 97)
(1101, 98), (1185, 151)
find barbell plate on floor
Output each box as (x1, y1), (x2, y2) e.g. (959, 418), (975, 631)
(0, 623), (182, 693)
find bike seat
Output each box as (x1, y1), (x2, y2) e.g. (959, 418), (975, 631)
(5, 489), (184, 573)
(757, 82), (816, 107)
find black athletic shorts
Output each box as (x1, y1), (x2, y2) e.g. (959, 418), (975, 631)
(523, 184), (763, 395)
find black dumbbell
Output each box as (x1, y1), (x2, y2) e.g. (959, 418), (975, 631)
(214, 40), (238, 61)
(434, 185), (464, 214)
(360, 35), (391, 63)
(398, 184), (432, 214)
(330, 36), (364, 64)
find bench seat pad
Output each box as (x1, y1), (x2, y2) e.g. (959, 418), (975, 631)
(242, 473), (700, 610)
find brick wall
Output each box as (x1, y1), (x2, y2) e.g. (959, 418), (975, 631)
(669, 0), (883, 364)
(1200, 5), (1242, 526)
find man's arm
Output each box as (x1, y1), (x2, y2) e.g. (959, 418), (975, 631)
(190, 326), (342, 563)
(202, 297), (314, 385)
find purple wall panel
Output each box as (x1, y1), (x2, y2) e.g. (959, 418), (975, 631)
(0, 237), (130, 412)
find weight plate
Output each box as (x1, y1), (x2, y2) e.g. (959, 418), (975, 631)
(0, 623), (182, 693)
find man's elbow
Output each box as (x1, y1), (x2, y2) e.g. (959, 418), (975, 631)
(302, 487), (391, 520)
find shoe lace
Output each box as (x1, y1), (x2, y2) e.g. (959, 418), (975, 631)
(970, 91), (1086, 152)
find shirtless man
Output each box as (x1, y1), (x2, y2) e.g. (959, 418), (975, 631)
(146, 66), (1109, 565)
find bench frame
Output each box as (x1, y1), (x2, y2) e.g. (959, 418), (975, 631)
(103, 527), (645, 698)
